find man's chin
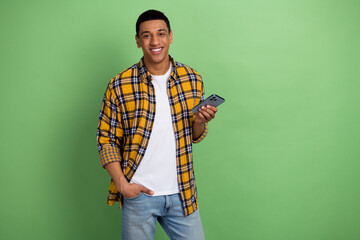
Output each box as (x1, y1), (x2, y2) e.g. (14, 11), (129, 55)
(144, 55), (169, 65)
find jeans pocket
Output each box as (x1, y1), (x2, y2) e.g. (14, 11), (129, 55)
(124, 192), (144, 200)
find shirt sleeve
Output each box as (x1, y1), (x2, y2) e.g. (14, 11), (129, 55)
(192, 75), (208, 144)
(96, 82), (124, 168)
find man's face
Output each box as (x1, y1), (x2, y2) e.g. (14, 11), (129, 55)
(136, 19), (173, 67)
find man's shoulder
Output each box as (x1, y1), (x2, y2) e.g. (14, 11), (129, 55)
(108, 63), (140, 88)
(114, 63), (140, 81)
(174, 61), (202, 80)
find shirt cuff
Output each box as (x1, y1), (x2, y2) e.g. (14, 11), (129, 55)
(193, 123), (208, 143)
(99, 146), (121, 168)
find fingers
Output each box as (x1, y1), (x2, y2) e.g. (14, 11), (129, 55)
(121, 183), (154, 198)
(139, 185), (154, 195)
(197, 105), (217, 122)
(205, 105), (218, 113)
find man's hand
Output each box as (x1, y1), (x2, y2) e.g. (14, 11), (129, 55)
(117, 178), (154, 199)
(104, 162), (154, 199)
(192, 105), (218, 140)
(194, 105), (218, 125)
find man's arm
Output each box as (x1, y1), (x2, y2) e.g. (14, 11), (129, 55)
(192, 105), (218, 140)
(97, 83), (153, 198)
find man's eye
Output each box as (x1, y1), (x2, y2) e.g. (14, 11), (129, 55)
(159, 33), (165, 36)
(143, 35), (150, 38)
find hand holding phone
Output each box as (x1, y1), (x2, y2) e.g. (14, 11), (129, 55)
(192, 94), (225, 114)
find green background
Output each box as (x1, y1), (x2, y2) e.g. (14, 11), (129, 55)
(1, 0), (360, 239)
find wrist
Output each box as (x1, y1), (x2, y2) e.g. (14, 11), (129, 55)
(116, 176), (128, 193)
(192, 121), (205, 140)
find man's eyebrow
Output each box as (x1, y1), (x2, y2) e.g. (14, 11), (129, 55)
(140, 29), (168, 35)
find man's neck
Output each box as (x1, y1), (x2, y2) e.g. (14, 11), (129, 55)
(143, 56), (171, 75)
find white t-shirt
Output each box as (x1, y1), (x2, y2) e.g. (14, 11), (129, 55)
(131, 63), (179, 196)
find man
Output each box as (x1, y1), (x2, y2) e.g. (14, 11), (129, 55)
(96, 9), (217, 240)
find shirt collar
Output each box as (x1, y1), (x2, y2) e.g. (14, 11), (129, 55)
(138, 55), (179, 84)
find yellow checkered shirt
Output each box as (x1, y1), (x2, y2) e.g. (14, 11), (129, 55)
(96, 56), (208, 216)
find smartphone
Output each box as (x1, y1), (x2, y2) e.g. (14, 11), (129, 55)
(192, 94), (225, 114)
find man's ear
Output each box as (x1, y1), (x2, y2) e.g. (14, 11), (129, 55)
(169, 30), (173, 44)
(135, 35), (141, 48)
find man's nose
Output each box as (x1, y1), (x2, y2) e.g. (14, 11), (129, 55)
(150, 35), (159, 45)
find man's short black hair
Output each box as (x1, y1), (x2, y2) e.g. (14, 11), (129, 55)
(136, 10), (171, 37)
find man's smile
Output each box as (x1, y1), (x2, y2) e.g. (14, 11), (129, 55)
(150, 47), (163, 54)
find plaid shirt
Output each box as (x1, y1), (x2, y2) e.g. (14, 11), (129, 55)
(96, 56), (208, 216)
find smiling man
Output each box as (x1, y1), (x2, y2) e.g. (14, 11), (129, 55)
(96, 9), (217, 240)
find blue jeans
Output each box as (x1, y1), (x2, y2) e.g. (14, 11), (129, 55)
(121, 193), (205, 240)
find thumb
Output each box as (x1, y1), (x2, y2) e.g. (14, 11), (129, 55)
(140, 185), (154, 195)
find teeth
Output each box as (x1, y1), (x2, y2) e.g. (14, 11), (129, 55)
(151, 48), (162, 52)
